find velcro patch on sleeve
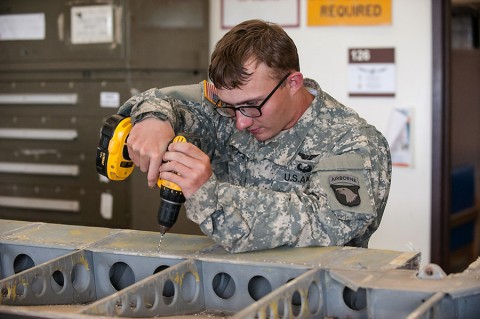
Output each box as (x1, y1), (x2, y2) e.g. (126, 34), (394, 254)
(329, 174), (361, 207)
(203, 80), (219, 105)
(314, 153), (374, 214)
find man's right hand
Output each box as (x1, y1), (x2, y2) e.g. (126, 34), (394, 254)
(126, 118), (175, 188)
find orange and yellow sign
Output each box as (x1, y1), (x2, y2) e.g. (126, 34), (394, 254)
(307, 0), (392, 26)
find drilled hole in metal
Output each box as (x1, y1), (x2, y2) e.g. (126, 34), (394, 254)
(51, 270), (66, 294)
(212, 272), (236, 300)
(32, 276), (46, 297)
(307, 281), (321, 315)
(248, 275), (272, 301)
(71, 263), (90, 292)
(291, 290), (302, 317)
(163, 279), (175, 305)
(13, 254), (34, 274)
(144, 290), (156, 309)
(154, 264), (173, 303)
(181, 272), (197, 303)
(109, 262), (135, 291)
(154, 265), (169, 274)
(343, 287), (367, 311)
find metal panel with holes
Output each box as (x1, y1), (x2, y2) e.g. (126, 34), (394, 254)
(0, 220), (479, 318)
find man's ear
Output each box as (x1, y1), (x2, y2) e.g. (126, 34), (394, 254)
(287, 72), (304, 92)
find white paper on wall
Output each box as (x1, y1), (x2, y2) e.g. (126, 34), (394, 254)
(0, 13), (45, 41)
(71, 5), (113, 44)
(100, 92), (120, 108)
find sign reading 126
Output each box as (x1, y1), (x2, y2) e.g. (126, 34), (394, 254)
(348, 48), (395, 97)
(350, 49), (371, 62)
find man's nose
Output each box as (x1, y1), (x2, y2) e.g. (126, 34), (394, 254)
(235, 113), (254, 131)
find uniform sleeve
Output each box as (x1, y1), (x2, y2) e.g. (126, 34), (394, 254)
(116, 83), (220, 156)
(185, 126), (391, 253)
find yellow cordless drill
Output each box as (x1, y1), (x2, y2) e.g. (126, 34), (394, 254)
(95, 114), (186, 237)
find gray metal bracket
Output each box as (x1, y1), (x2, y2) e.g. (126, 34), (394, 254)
(79, 258), (205, 318)
(230, 260), (480, 319)
(232, 267), (323, 319)
(0, 249), (96, 306)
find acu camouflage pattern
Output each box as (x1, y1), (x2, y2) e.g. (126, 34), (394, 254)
(118, 79), (392, 253)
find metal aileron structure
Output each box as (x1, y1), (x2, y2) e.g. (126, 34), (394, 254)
(0, 219), (478, 318)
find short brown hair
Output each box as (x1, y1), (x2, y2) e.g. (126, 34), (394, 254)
(209, 19), (300, 89)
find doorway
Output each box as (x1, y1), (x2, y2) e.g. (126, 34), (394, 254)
(432, 0), (480, 273)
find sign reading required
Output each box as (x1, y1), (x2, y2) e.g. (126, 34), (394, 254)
(308, 0), (391, 26)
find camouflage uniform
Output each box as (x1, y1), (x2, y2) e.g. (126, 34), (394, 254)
(118, 79), (392, 253)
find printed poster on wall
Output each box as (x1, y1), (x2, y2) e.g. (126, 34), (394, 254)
(348, 48), (395, 97)
(386, 108), (412, 167)
(221, 0), (299, 29)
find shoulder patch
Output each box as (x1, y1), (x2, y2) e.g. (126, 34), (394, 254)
(329, 174), (361, 207)
(203, 80), (219, 105)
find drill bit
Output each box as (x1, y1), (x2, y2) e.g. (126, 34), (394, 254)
(157, 225), (170, 253)
(157, 234), (164, 253)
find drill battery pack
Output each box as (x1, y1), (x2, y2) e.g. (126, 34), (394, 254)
(95, 114), (134, 181)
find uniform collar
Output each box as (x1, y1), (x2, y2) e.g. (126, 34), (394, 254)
(227, 79), (324, 166)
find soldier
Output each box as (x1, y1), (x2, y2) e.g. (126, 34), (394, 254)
(119, 19), (392, 253)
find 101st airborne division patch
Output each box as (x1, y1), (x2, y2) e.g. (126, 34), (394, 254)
(329, 174), (361, 207)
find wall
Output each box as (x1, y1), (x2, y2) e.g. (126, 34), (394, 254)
(209, 0), (433, 264)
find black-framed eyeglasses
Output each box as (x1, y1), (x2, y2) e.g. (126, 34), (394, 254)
(214, 73), (291, 118)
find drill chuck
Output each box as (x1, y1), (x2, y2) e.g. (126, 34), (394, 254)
(157, 185), (186, 234)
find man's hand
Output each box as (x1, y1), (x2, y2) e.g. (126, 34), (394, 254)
(126, 118), (175, 188)
(159, 141), (212, 198)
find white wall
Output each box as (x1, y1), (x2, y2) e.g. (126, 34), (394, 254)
(209, 0), (433, 265)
